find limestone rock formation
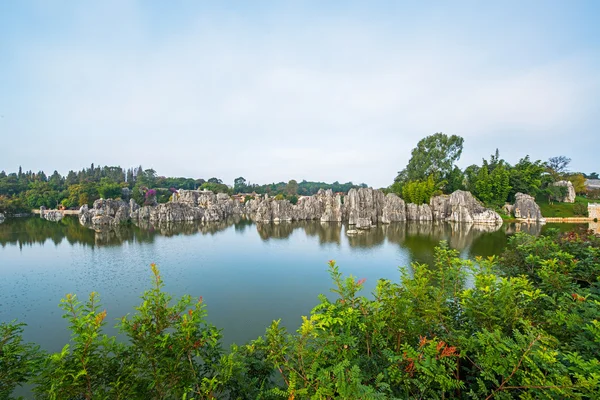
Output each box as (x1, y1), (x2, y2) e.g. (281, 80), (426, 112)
(381, 194), (406, 223)
(406, 203), (433, 221)
(552, 181), (576, 203)
(444, 190), (502, 224)
(319, 190), (343, 222)
(512, 193), (545, 221)
(346, 188), (384, 227)
(78, 186), (505, 231)
(133, 190), (243, 224)
(79, 199), (130, 229)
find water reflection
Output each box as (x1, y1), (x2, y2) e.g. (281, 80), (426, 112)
(1, 217), (594, 259)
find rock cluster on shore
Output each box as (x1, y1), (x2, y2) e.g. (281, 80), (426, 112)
(552, 181), (576, 203)
(78, 188), (504, 231)
(509, 193), (545, 222)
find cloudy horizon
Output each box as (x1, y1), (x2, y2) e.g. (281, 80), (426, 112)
(1, 1), (599, 188)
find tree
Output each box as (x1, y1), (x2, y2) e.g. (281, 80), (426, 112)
(402, 175), (439, 204)
(546, 156), (571, 181)
(208, 177), (223, 184)
(568, 174), (587, 194)
(285, 179), (299, 196)
(444, 166), (465, 193)
(472, 156), (511, 207)
(98, 178), (122, 199)
(233, 177), (247, 193)
(508, 156), (546, 200)
(397, 133), (464, 184)
(585, 172), (599, 179)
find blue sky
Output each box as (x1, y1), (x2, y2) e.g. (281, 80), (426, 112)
(1, 1), (599, 187)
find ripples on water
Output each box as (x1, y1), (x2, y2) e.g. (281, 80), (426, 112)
(0, 216), (582, 351)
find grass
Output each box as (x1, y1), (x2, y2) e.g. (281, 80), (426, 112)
(537, 196), (595, 218)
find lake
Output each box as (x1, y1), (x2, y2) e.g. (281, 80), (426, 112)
(0, 216), (580, 352)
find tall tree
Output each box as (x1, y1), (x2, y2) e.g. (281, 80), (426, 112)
(546, 156), (571, 181)
(396, 133), (464, 185)
(285, 180), (299, 196)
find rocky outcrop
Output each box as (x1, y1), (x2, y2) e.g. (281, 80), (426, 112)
(406, 203), (433, 222)
(78, 187), (504, 230)
(245, 189), (342, 223)
(320, 190), (343, 222)
(79, 199), (130, 229)
(443, 190), (503, 224)
(381, 194), (406, 223)
(512, 193), (544, 221)
(346, 188), (385, 227)
(133, 190), (243, 224)
(552, 181), (576, 203)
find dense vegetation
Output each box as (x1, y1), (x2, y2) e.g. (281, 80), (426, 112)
(389, 133), (597, 215)
(2, 229), (599, 399)
(0, 165), (365, 216)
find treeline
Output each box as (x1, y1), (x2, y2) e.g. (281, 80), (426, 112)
(232, 177), (366, 197)
(0, 164), (364, 215)
(388, 133), (599, 210)
(2, 229), (599, 398)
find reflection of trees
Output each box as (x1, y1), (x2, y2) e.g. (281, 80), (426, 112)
(234, 218), (253, 234)
(0, 216), (96, 248)
(385, 222), (504, 265)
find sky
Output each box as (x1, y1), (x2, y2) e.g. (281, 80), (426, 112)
(0, 1), (599, 188)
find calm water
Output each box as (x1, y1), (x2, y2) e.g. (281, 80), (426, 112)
(0, 216), (577, 351)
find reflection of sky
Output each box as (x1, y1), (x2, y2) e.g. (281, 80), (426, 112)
(0, 218), (576, 353)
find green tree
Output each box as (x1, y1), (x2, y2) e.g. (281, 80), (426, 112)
(397, 133), (464, 184)
(233, 177), (247, 193)
(402, 175), (439, 204)
(98, 178), (122, 199)
(285, 179), (299, 196)
(508, 156), (546, 200)
(474, 159), (511, 206)
(568, 173), (587, 194)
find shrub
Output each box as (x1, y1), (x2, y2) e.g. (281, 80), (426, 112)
(288, 194), (299, 205)
(0, 322), (42, 398)
(573, 202), (589, 217)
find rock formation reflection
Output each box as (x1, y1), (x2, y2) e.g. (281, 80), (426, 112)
(2, 216), (596, 252)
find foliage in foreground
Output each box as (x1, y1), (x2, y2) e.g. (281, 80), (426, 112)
(1, 230), (600, 399)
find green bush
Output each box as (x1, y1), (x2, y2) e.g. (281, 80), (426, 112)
(573, 202), (589, 217)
